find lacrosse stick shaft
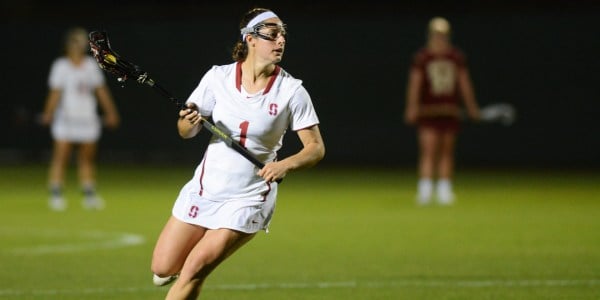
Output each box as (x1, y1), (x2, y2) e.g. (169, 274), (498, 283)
(200, 119), (266, 169)
(147, 80), (271, 171)
(147, 81), (186, 109)
(89, 31), (279, 181)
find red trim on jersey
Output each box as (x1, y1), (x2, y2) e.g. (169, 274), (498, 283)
(263, 65), (280, 94)
(235, 62), (280, 95)
(262, 181), (272, 201)
(198, 154), (207, 196)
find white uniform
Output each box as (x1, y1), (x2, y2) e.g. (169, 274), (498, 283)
(48, 56), (105, 142)
(172, 62), (319, 233)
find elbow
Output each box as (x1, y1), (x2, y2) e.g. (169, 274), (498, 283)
(319, 144), (326, 161)
(301, 143), (325, 170)
(314, 143), (326, 163)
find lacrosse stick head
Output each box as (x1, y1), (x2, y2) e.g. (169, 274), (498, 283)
(89, 31), (145, 83)
(480, 103), (516, 126)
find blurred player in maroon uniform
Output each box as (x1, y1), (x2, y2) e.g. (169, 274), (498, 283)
(405, 17), (480, 205)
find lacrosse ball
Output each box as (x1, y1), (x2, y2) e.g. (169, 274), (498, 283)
(104, 54), (117, 64)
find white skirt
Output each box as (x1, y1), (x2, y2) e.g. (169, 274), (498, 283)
(51, 117), (101, 143)
(172, 180), (277, 234)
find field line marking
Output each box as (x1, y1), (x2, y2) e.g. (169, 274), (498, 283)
(0, 278), (599, 296)
(5, 231), (145, 255)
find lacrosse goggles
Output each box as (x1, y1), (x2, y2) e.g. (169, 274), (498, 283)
(241, 22), (287, 42)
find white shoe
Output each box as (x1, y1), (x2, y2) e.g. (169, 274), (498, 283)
(153, 274), (178, 286)
(436, 180), (455, 205)
(416, 193), (432, 206)
(437, 190), (455, 205)
(49, 195), (67, 211)
(82, 195), (105, 210)
(416, 178), (433, 206)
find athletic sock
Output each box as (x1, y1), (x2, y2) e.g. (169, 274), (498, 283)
(48, 184), (66, 211)
(50, 184), (62, 197)
(82, 184), (96, 197)
(417, 178), (433, 204)
(81, 183), (105, 210)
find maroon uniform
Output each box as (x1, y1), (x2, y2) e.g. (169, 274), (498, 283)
(411, 47), (466, 132)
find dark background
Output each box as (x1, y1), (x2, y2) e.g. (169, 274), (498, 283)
(1, 0), (599, 168)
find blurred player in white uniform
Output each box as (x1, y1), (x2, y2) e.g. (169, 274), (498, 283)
(151, 8), (325, 299)
(41, 27), (120, 211)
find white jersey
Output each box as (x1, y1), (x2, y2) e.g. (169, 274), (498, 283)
(48, 56), (105, 141)
(184, 62), (319, 201)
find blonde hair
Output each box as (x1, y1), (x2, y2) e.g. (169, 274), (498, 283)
(428, 17), (451, 35)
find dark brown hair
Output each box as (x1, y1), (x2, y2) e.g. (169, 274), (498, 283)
(231, 8), (271, 61)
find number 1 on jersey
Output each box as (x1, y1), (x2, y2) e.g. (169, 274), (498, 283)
(239, 121), (249, 147)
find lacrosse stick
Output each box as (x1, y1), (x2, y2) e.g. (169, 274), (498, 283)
(88, 31), (278, 180)
(478, 103), (516, 126)
(458, 103), (516, 126)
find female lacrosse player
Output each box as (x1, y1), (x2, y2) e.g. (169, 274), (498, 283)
(404, 17), (480, 205)
(41, 27), (120, 211)
(151, 8), (325, 299)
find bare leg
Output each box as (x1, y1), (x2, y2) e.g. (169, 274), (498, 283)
(416, 127), (439, 204)
(48, 140), (72, 210)
(437, 131), (457, 204)
(164, 227), (255, 300)
(78, 142), (104, 209)
(152, 217), (208, 278)
(48, 140), (73, 188)
(78, 142), (97, 188)
(437, 131), (456, 180)
(417, 127), (439, 179)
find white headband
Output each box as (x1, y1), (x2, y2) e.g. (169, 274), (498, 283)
(240, 11), (279, 41)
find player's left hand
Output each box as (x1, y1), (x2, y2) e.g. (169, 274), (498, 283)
(40, 112), (53, 126)
(104, 113), (120, 129)
(468, 108), (481, 122)
(257, 161), (288, 183)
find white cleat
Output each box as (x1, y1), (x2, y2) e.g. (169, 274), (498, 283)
(82, 195), (105, 210)
(416, 194), (432, 206)
(437, 189), (455, 205)
(153, 274), (178, 286)
(436, 180), (455, 205)
(416, 178), (433, 206)
(49, 195), (67, 211)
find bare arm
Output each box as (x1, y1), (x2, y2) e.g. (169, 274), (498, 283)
(457, 68), (480, 121)
(258, 125), (325, 182)
(41, 89), (61, 126)
(177, 103), (203, 139)
(96, 85), (120, 129)
(405, 68), (423, 125)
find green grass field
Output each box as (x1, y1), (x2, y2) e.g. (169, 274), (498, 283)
(0, 164), (599, 299)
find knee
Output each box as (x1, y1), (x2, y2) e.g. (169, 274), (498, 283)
(151, 256), (179, 277)
(438, 149), (455, 161)
(420, 143), (437, 158)
(179, 257), (219, 284)
(151, 265), (169, 278)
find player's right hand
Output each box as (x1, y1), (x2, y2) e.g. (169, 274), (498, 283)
(404, 109), (418, 125)
(179, 103), (201, 126)
(40, 112), (53, 126)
